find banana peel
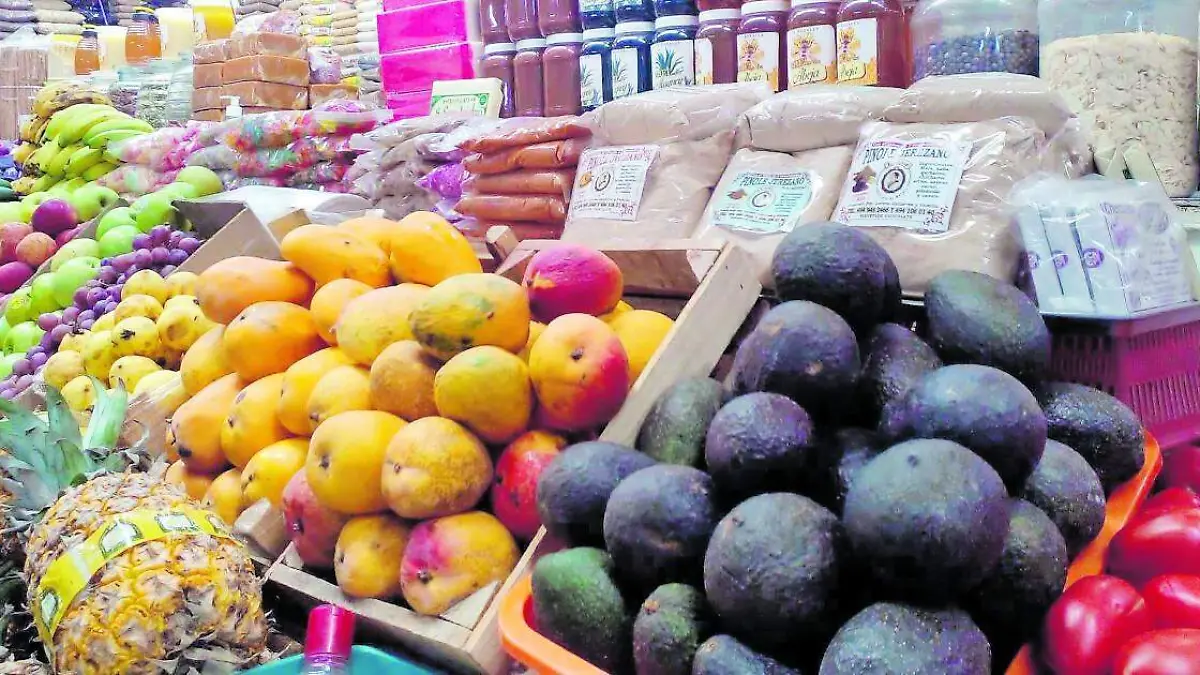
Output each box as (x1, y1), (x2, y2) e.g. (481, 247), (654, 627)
(82, 161), (117, 181)
(44, 103), (111, 143)
(86, 127), (149, 150)
(84, 118), (152, 146)
(64, 146), (102, 177)
(45, 144), (79, 177)
(19, 116), (48, 143)
(33, 85), (111, 118)
(12, 143), (34, 165)
(29, 174), (59, 194)
(29, 139), (60, 173)
(56, 107), (128, 146)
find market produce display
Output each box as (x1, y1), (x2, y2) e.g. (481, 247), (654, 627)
(528, 222), (1148, 673)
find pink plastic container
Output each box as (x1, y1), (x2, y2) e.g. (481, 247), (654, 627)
(381, 0), (443, 10)
(377, 0), (481, 54)
(385, 88), (433, 118)
(1047, 304), (1200, 451)
(380, 42), (483, 95)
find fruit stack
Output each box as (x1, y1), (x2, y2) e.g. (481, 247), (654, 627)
(159, 213), (675, 617)
(527, 222), (1148, 674)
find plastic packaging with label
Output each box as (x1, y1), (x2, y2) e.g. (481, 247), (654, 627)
(463, 168), (575, 198)
(737, 1), (787, 92)
(456, 193), (568, 224)
(108, 123), (209, 170)
(882, 73), (1077, 137)
(735, 84), (902, 152)
(786, 0), (838, 88)
(96, 164), (180, 196)
(200, 107), (388, 151)
(460, 116), (591, 153)
(695, 9), (739, 86)
(222, 55), (311, 85)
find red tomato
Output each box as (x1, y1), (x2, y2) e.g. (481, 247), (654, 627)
(1139, 489), (1200, 524)
(1144, 576), (1200, 630)
(1109, 509), (1200, 587)
(1040, 575), (1154, 675)
(1159, 446), (1200, 494)
(1112, 629), (1200, 675)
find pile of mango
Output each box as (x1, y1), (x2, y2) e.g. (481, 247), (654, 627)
(160, 213), (674, 615)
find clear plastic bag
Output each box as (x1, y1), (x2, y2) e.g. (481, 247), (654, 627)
(457, 116), (592, 154)
(735, 85), (904, 153)
(589, 83), (772, 145)
(462, 168), (574, 199)
(307, 46), (341, 83)
(221, 80), (308, 110)
(227, 30), (306, 59)
(416, 161), (465, 201)
(109, 125), (204, 170)
(463, 137), (590, 175)
(221, 55), (310, 86)
(217, 172), (288, 189)
(96, 165), (180, 196)
(232, 8), (301, 35)
(287, 161), (351, 185)
(456, 194), (567, 225)
(882, 73), (1077, 137)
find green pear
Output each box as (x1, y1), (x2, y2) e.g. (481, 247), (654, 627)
(51, 257), (99, 307)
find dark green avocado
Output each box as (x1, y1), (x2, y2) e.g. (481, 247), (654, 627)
(531, 547), (632, 672)
(633, 583), (712, 675)
(638, 377), (725, 468)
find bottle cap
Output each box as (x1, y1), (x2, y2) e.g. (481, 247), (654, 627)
(698, 9), (740, 21)
(304, 604), (356, 660)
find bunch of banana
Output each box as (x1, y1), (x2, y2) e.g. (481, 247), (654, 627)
(11, 143), (34, 166)
(31, 82), (110, 118)
(43, 104), (150, 147)
(83, 116), (152, 149)
(19, 116), (48, 144)
(10, 176), (35, 196)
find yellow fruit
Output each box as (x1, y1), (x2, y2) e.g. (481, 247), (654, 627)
(434, 346), (532, 444)
(61, 375), (98, 413)
(110, 316), (163, 362)
(399, 511), (519, 615)
(368, 341), (440, 421)
(333, 284), (430, 366)
(517, 322), (546, 363)
(607, 310), (674, 383)
(113, 294), (164, 323)
(58, 330), (86, 354)
(241, 438), (308, 507)
(108, 355), (160, 391)
(172, 373), (242, 474)
(409, 274), (530, 361)
(306, 410), (406, 515)
(165, 460), (217, 500)
(44, 350), (85, 390)
(165, 295), (198, 309)
(222, 302), (325, 382)
(387, 212), (482, 286)
(599, 300), (634, 323)
(221, 373), (292, 469)
(308, 278), (371, 344)
(81, 329), (117, 379)
(123, 270), (170, 304)
(382, 417), (492, 520)
(131, 369), (188, 414)
(157, 297), (219, 352)
(166, 271), (199, 297)
(280, 225), (391, 288)
(334, 514), (411, 599)
(180, 326), (233, 396)
(196, 257), (315, 324)
(277, 348), (355, 436)
(306, 365), (372, 433)
(165, 425), (179, 462)
(338, 216), (397, 255)
(203, 468), (247, 525)
(91, 312), (116, 333)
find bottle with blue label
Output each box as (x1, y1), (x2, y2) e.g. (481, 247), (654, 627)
(609, 21), (654, 99)
(654, 0), (697, 17)
(580, 0), (616, 29)
(580, 27), (615, 110)
(613, 0), (654, 23)
(651, 15), (698, 89)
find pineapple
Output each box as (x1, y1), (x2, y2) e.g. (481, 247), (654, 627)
(0, 381), (268, 673)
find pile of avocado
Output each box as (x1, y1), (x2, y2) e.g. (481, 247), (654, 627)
(530, 222), (1147, 675)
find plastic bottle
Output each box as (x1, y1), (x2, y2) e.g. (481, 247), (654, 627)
(75, 25), (100, 75)
(651, 15), (698, 89)
(505, 0), (542, 42)
(609, 21), (654, 98)
(835, 0), (908, 87)
(221, 95), (242, 119)
(785, 0), (838, 87)
(910, 0), (1037, 81)
(696, 0), (738, 11)
(544, 32), (584, 115)
(156, 6), (194, 60)
(97, 26), (127, 70)
(736, 1), (788, 91)
(540, 0), (582, 35)
(614, 0), (654, 23)
(481, 42), (517, 117)
(580, 27), (615, 110)
(580, 0), (616, 29)
(125, 8), (162, 66)
(654, 0), (698, 18)
(300, 605), (355, 675)
(513, 38), (548, 116)
(479, 0), (509, 44)
(696, 9), (739, 84)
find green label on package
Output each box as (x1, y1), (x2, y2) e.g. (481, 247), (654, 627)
(711, 170), (815, 234)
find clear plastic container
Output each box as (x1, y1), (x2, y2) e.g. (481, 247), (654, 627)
(696, 9), (740, 85)
(1040, 0), (1200, 197)
(75, 25), (100, 75)
(481, 42), (517, 117)
(135, 59), (173, 128)
(580, 27), (614, 110)
(737, 0), (788, 92)
(479, 0), (509, 44)
(540, 0), (582, 35)
(110, 66), (143, 116)
(651, 15), (698, 89)
(506, 0), (542, 41)
(97, 26), (128, 71)
(156, 6), (195, 60)
(836, 0), (908, 87)
(126, 8), (162, 66)
(910, 0), (1037, 81)
(786, 0), (837, 87)
(581, 0), (617, 28)
(544, 33), (584, 116)
(609, 21), (654, 98)
(166, 56), (193, 125)
(513, 38), (548, 116)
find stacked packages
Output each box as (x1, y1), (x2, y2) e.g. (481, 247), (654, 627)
(98, 124), (210, 197)
(377, 0), (479, 116)
(193, 13), (310, 122)
(235, 0), (282, 20)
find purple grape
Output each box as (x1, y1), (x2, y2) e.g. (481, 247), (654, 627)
(85, 287), (106, 306)
(37, 334), (53, 351)
(85, 279), (102, 289)
(100, 257), (113, 267)
(103, 300), (119, 314)
(49, 324), (70, 344)
(111, 255), (132, 272)
(168, 230), (185, 246)
(150, 247), (170, 264)
(30, 352), (47, 367)
(109, 284), (124, 300)
(167, 249), (188, 265)
(36, 313), (59, 331)
(15, 375), (33, 390)
(150, 226), (171, 245)
(61, 306), (79, 323)
(97, 267), (118, 284)
(133, 250), (153, 267)
(79, 318), (95, 330)
(11, 359), (30, 377)
(160, 265), (177, 276)
(0, 388), (13, 400)
(178, 237), (201, 254)
(26, 346), (43, 357)
(78, 309), (95, 323)
(116, 272), (129, 284)
(132, 234), (152, 250)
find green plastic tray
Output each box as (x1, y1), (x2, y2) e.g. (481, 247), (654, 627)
(243, 646), (442, 674)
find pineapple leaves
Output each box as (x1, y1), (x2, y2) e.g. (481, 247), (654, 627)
(82, 377), (128, 453)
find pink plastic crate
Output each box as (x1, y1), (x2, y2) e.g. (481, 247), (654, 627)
(378, 0), (480, 53)
(385, 88), (433, 118)
(1047, 304), (1200, 451)
(380, 41), (482, 95)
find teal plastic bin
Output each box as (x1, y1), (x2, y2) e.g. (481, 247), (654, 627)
(243, 646), (442, 674)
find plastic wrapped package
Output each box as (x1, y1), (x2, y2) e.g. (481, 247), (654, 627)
(589, 84), (772, 145)
(308, 45), (341, 83)
(0, 8), (33, 20)
(186, 144), (242, 171)
(109, 125), (206, 170)
(227, 30), (306, 59)
(192, 85), (221, 111)
(291, 134), (356, 164)
(462, 169), (575, 198)
(831, 118), (1046, 295)
(458, 116), (591, 154)
(310, 83), (356, 107)
(416, 161), (465, 201)
(221, 80), (309, 109)
(200, 107), (385, 150)
(135, 61), (173, 128)
(376, 0), (479, 54)
(463, 137), (590, 175)
(288, 161), (352, 185)
(694, 146), (854, 285)
(193, 39), (228, 63)
(456, 194), (567, 225)
(96, 165), (180, 196)
(882, 73), (1076, 136)
(194, 61), (222, 88)
(218, 172), (289, 189)
(562, 132), (736, 243)
(376, 190), (438, 218)
(193, 109), (223, 122)
(736, 85), (904, 153)
(221, 55), (310, 85)
(379, 42), (481, 94)
(385, 88), (432, 119)
(232, 9), (301, 34)
(300, 1), (353, 15)
(32, 22), (82, 34)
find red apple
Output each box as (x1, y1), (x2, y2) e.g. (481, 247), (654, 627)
(30, 199), (78, 237)
(15, 233), (56, 268)
(55, 226), (82, 247)
(0, 222), (32, 263)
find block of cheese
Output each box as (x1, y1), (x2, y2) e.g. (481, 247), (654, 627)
(192, 86), (223, 111)
(194, 62), (223, 88)
(227, 31), (306, 60)
(221, 81), (309, 109)
(222, 55), (310, 86)
(309, 83), (358, 107)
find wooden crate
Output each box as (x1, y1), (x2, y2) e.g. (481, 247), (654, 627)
(264, 238), (762, 674)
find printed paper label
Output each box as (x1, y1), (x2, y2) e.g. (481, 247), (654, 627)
(736, 31), (780, 91)
(570, 145), (660, 221)
(695, 37), (714, 85)
(787, 24), (835, 87)
(836, 18), (878, 84)
(651, 39), (695, 89)
(580, 53), (605, 108)
(711, 170), (816, 234)
(610, 47), (640, 99)
(834, 138), (971, 234)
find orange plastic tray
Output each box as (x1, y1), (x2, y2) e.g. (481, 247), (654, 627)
(499, 436), (1164, 675)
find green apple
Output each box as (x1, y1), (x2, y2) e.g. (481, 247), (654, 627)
(51, 257), (99, 307)
(29, 272), (59, 314)
(0, 316), (11, 348)
(159, 183), (200, 200)
(98, 225), (139, 258)
(0, 203), (23, 225)
(67, 184), (120, 222)
(3, 287), (31, 326)
(50, 238), (99, 271)
(96, 207), (136, 239)
(20, 193), (51, 222)
(5, 321), (43, 354)
(133, 193), (178, 232)
(174, 166), (224, 197)
(0, 352), (19, 377)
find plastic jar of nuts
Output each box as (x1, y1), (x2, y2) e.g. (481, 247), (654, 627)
(910, 0), (1038, 82)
